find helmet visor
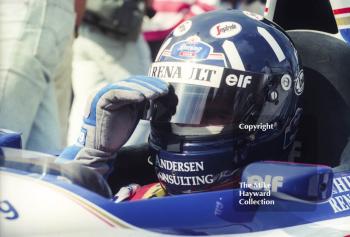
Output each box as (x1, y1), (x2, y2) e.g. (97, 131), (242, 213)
(146, 61), (277, 127)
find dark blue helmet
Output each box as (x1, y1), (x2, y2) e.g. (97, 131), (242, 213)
(147, 9), (303, 195)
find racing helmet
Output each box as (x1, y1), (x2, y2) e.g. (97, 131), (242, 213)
(147, 9), (304, 195)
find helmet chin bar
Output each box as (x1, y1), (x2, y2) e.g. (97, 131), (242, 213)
(149, 130), (254, 195)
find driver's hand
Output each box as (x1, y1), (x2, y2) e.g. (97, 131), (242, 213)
(56, 76), (168, 177)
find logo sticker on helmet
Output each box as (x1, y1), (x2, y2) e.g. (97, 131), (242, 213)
(171, 36), (211, 59)
(294, 70), (304, 95)
(173, 20), (192, 37)
(161, 36), (227, 66)
(243, 11), (264, 21)
(225, 74), (252, 88)
(149, 61), (224, 88)
(281, 74), (292, 91)
(210, 21), (242, 39)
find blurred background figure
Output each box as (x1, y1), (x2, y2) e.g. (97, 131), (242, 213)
(142, 0), (218, 61)
(226, 0), (265, 14)
(142, 0), (265, 61)
(243, 0), (265, 14)
(54, 0), (86, 148)
(67, 0), (152, 145)
(0, 0), (75, 152)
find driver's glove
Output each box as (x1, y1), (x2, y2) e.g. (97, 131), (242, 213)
(56, 76), (168, 177)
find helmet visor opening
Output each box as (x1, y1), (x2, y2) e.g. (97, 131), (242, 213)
(145, 61), (272, 128)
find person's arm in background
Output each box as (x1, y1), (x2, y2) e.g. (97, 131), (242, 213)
(75, 0), (87, 37)
(53, 0), (87, 149)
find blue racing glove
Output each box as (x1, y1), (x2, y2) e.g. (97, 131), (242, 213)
(57, 76), (168, 177)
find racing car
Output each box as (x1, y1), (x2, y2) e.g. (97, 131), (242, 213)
(1, 143), (350, 236)
(1, 0), (350, 236)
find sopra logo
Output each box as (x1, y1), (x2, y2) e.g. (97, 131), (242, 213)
(225, 74), (252, 88)
(247, 175), (284, 192)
